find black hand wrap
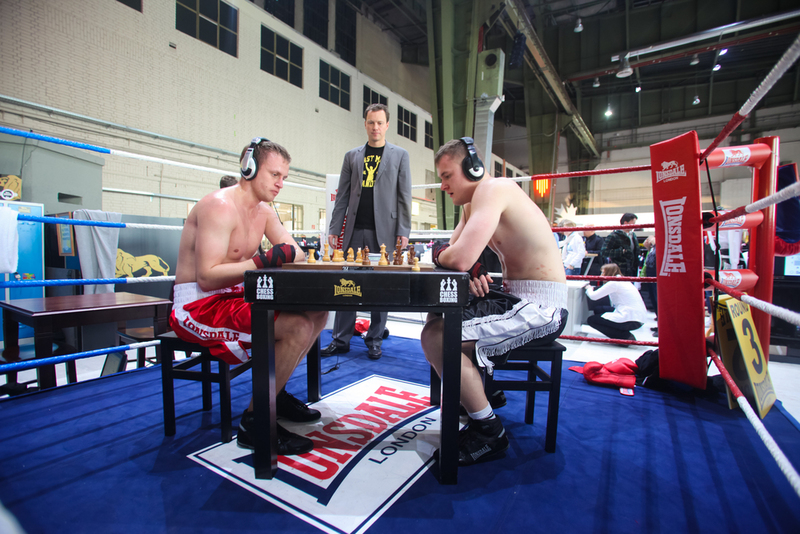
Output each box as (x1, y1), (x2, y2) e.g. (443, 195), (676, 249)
(253, 243), (296, 268)
(432, 243), (450, 268)
(467, 261), (487, 280)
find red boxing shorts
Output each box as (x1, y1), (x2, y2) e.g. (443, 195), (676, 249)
(169, 282), (278, 365)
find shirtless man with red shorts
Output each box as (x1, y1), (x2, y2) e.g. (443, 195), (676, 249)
(170, 138), (327, 455)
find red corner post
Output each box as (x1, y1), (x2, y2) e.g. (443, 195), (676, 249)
(650, 131), (708, 389)
(750, 136), (779, 357)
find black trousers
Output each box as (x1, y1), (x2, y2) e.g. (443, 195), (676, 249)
(587, 314), (642, 340)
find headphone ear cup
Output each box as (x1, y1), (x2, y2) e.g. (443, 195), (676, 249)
(460, 137), (485, 181)
(241, 153), (257, 180)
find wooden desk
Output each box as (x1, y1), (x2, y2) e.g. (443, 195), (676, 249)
(0, 292), (171, 389)
(244, 267), (469, 484)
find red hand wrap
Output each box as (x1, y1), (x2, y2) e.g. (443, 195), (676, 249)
(253, 243), (296, 268)
(432, 243), (450, 267)
(467, 261), (487, 279)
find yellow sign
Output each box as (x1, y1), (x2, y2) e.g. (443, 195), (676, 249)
(334, 278), (362, 297)
(0, 174), (22, 201)
(715, 294), (776, 418)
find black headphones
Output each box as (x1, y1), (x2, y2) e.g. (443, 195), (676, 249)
(240, 137), (270, 180)
(460, 137), (485, 181)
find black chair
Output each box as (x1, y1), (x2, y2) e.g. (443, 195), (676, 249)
(157, 331), (252, 443)
(484, 340), (565, 453)
(1, 342), (79, 395)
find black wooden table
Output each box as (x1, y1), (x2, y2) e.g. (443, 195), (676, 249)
(243, 266), (469, 484)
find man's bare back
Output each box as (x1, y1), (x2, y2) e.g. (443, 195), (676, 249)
(452, 177), (565, 284)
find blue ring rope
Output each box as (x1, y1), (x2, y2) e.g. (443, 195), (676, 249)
(0, 341), (160, 374)
(16, 214), (126, 228)
(0, 126), (112, 154)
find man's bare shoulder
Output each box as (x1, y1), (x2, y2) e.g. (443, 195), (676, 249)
(192, 189), (238, 223)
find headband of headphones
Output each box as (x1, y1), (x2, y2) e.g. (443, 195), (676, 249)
(461, 137), (485, 181)
(240, 137), (270, 180)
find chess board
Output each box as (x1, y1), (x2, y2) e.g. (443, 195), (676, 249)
(282, 260), (435, 271)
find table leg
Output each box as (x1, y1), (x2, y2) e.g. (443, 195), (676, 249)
(439, 309), (462, 484)
(34, 328), (57, 389)
(252, 305), (278, 479)
(307, 336), (321, 402)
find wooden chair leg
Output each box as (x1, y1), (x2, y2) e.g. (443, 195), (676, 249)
(201, 356), (212, 411)
(160, 342), (176, 437)
(219, 362), (233, 443)
(429, 366), (440, 406)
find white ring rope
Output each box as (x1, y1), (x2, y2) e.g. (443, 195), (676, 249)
(735, 397), (800, 499)
(740, 294), (800, 327)
(745, 181), (800, 214)
(123, 222), (184, 231)
(740, 34), (800, 116)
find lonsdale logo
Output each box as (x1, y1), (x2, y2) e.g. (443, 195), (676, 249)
(334, 278), (362, 297)
(655, 160), (686, 183)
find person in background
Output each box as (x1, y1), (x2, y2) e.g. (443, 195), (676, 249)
(219, 175), (238, 188)
(585, 263), (647, 340)
(583, 225), (605, 254)
(322, 103), (412, 360)
(561, 220), (586, 275)
(639, 235), (658, 313)
(601, 212), (639, 277)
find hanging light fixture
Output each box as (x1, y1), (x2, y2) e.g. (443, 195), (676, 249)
(593, 77), (600, 87)
(605, 103), (613, 117)
(690, 53), (699, 66)
(635, 86), (641, 93)
(616, 56), (633, 78)
(719, 48), (728, 56)
(574, 18), (583, 33)
(693, 95), (701, 105)
(713, 64), (721, 71)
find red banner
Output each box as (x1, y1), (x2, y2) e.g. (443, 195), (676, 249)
(650, 132), (708, 389)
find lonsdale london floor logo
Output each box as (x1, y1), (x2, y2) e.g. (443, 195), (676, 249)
(334, 278), (362, 297)
(189, 376), (442, 534)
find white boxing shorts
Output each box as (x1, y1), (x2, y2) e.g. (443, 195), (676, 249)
(461, 280), (568, 374)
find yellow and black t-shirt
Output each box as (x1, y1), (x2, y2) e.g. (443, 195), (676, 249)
(354, 144), (384, 229)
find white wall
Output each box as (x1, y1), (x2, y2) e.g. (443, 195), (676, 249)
(0, 0), (437, 228)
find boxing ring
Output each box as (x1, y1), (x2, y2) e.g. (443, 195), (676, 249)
(2, 32), (800, 509)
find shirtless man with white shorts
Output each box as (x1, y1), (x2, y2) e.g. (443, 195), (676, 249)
(170, 138), (327, 455)
(422, 137), (568, 465)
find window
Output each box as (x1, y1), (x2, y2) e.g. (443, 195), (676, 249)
(176, 0), (238, 57)
(494, 161), (503, 178)
(397, 105), (417, 142)
(363, 86), (387, 117)
(424, 121), (433, 149)
(250, 0), (294, 28)
(117, 0), (142, 11)
(273, 202), (303, 231)
(319, 60), (350, 110)
(304, 0), (328, 49)
(261, 27), (303, 88)
(335, 0), (357, 66)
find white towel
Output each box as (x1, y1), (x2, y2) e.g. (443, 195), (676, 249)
(0, 206), (19, 274)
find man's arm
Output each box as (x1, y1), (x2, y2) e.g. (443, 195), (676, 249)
(328, 152), (353, 249)
(264, 208), (305, 261)
(395, 149), (412, 248)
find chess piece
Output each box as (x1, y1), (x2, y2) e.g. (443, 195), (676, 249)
(332, 248), (344, 262)
(379, 244), (389, 266)
(412, 257), (420, 272)
(393, 237), (403, 265)
(322, 243), (330, 262)
(347, 248), (355, 262)
(356, 247), (362, 263)
(406, 250), (413, 266)
(409, 244), (415, 261)
(362, 246), (371, 265)
(307, 247), (316, 263)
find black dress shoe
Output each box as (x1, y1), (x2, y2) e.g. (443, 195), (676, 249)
(276, 389), (321, 422)
(236, 410), (314, 455)
(368, 346), (382, 360)
(321, 342), (349, 357)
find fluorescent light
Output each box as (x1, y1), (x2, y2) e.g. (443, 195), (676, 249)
(719, 48), (728, 55)
(605, 104), (612, 117)
(713, 64), (721, 71)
